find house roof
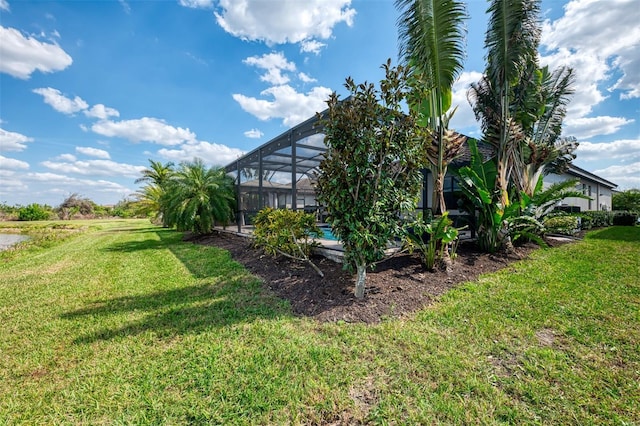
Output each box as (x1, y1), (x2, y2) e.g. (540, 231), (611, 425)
(566, 164), (617, 189)
(225, 109), (616, 190)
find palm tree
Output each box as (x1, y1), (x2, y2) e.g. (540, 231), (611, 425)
(163, 159), (235, 235)
(518, 66), (576, 196)
(135, 160), (175, 187)
(468, 0), (541, 208)
(133, 183), (165, 224)
(396, 0), (467, 215)
(135, 160), (175, 226)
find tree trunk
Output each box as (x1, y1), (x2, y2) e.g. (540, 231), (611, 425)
(432, 171), (446, 216)
(441, 243), (453, 274)
(355, 263), (366, 299)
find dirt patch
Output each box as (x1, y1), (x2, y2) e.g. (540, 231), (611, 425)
(187, 232), (571, 324)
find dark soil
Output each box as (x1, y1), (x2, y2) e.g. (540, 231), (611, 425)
(187, 232), (573, 324)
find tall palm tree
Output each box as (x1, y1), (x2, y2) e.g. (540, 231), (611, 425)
(135, 160), (175, 187)
(396, 0), (467, 215)
(163, 159), (235, 235)
(468, 0), (541, 208)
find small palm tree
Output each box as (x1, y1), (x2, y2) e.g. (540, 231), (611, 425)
(135, 160), (175, 226)
(133, 184), (165, 224)
(163, 159), (235, 235)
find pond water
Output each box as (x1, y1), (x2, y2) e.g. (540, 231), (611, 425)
(0, 234), (30, 251)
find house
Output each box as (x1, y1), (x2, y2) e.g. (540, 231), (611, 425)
(225, 110), (617, 231)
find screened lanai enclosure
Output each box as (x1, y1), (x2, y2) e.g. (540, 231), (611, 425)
(224, 111), (437, 234)
(224, 113), (328, 233)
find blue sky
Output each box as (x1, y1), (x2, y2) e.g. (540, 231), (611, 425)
(1, 0), (638, 206)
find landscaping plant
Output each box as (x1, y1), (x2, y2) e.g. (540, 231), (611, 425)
(396, 0), (468, 215)
(404, 212), (460, 271)
(252, 207), (324, 277)
(163, 159), (235, 235)
(316, 60), (426, 299)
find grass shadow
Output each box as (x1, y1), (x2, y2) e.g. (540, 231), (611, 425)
(68, 227), (291, 343)
(63, 279), (290, 344)
(586, 226), (640, 242)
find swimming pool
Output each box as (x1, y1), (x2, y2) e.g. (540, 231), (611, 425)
(317, 226), (339, 241)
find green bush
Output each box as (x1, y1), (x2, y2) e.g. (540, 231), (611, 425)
(612, 211), (639, 226)
(576, 213), (593, 230)
(580, 211), (614, 227)
(17, 204), (52, 221)
(544, 215), (579, 235)
(253, 207), (321, 257)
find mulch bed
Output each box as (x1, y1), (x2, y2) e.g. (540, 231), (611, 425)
(186, 232), (573, 324)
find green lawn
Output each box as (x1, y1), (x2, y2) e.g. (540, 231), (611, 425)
(1, 219), (638, 424)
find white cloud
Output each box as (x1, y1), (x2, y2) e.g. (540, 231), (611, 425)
(41, 159), (144, 178)
(576, 139), (640, 161)
(33, 87), (88, 115)
(0, 155), (29, 170)
(593, 161), (640, 190)
(178, 0), (213, 9)
(214, 0), (355, 52)
(243, 52), (296, 85)
(0, 26), (72, 79)
(0, 0), (9, 11)
(542, 0), (639, 100)
(564, 116), (635, 139)
(448, 71), (482, 132)
(301, 40), (326, 55)
(118, 0), (131, 14)
(0, 128), (33, 152)
(76, 146), (111, 159)
(298, 72), (317, 83)
(55, 153), (77, 161)
(244, 129), (263, 139)
(91, 117), (197, 146)
(84, 104), (120, 120)
(540, 0), (640, 139)
(157, 140), (245, 165)
(233, 84), (331, 127)
(25, 172), (134, 201)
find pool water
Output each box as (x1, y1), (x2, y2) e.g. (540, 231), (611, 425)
(317, 226), (339, 241)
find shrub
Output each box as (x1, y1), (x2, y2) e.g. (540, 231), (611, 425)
(613, 211), (639, 226)
(253, 207), (323, 276)
(581, 211), (614, 227)
(544, 215), (579, 235)
(576, 213), (592, 230)
(17, 204), (52, 221)
(405, 213), (459, 271)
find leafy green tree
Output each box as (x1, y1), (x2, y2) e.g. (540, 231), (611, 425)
(396, 0), (468, 215)
(613, 189), (640, 212)
(163, 159), (235, 235)
(316, 61), (426, 299)
(17, 204), (52, 221)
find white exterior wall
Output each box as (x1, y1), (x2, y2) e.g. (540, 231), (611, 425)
(543, 172), (614, 211)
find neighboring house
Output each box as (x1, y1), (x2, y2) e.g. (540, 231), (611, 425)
(225, 111), (617, 230)
(544, 164), (617, 211)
